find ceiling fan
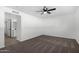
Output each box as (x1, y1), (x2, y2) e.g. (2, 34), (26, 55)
(36, 6), (56, 15)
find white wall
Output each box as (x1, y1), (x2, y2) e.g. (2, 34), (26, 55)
(21, 12), (43, 41)
(75, 7), (79, 44)
(41, 14), (76, 39)
(0, 8), (5, 48)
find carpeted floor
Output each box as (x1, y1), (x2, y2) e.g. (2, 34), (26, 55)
(0, 35), (79, 53)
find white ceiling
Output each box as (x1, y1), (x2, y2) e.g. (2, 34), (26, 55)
(7, 6), (78, 18)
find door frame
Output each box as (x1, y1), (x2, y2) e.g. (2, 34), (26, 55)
(4, 12), (21, 44)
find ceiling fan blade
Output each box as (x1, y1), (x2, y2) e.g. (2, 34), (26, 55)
(47, 11), (51, 14)
(48, 8), (56, 11)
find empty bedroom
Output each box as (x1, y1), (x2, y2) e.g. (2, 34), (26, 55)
(0, 6), (79, 53)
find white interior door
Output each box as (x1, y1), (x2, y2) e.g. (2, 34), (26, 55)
(6, 18), (17, 38)
(5, 19), (11, 37)
(11, 19), (17, 37)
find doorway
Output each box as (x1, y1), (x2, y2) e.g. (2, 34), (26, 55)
(5, 12), (21, 47)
